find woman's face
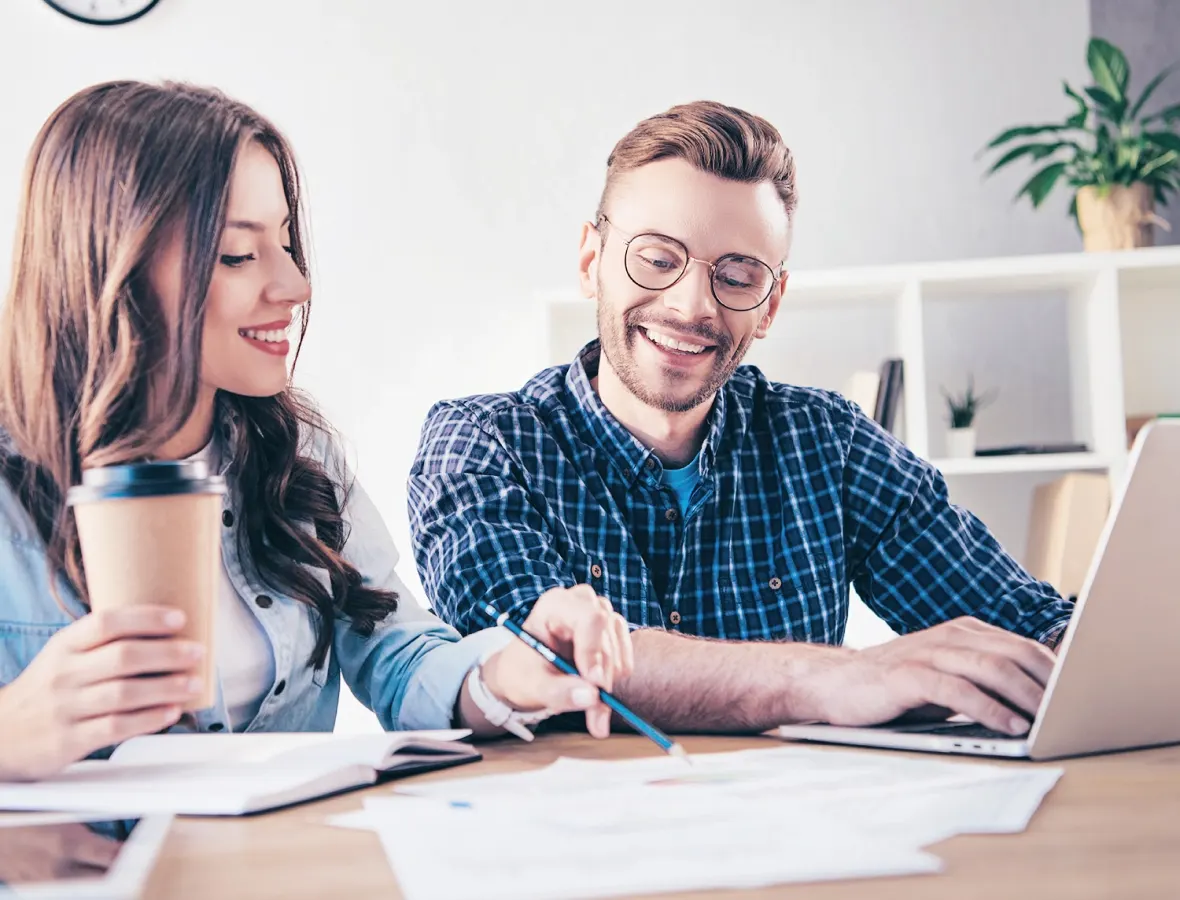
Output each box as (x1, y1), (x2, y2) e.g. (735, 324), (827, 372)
(149, 140), (310, 399)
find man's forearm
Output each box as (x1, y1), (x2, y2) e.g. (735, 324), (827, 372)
(613, 629), (854, 733)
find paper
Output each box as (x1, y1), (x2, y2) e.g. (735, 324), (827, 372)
(355, 795), (942, 900)
(0, 759), (364, 816)
(108, 729), (472, 768)
(0, 729), (480, 817)
(397, 745), (1053, 814)
(331, 746), (1062, 899)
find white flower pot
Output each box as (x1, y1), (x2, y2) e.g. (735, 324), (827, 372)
(946, 427), (976, 459)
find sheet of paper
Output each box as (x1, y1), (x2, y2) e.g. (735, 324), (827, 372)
(397, 745), (1030, 804)
(779, 767), (1064, 847)
(327, 746), (1062, 898)
(353, 795), (943, 900)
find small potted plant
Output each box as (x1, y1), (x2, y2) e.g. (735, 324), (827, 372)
(942, 376), (997, 459)
(980, 37), (1180, 251)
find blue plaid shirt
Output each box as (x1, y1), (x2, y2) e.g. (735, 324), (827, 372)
(408, 341), (1072, 645)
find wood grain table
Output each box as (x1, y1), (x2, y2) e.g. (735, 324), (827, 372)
(142, 733), (1180, 899)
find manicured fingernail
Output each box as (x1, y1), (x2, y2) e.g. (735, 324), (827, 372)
(589, 664), (605, 683)
(186, 678), (203, 693)
(571, 687), (597, 708)
(164, 610), (185, 628)
(1009, 717), (1027, 735)
(186, 643), (206, 659)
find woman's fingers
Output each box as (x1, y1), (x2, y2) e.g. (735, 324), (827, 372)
(70, 638), (204, 687)
(69, 674), (204, 720)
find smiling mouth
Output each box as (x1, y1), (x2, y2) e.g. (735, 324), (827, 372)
(637, 325), (718, 357)
(238, 327), (288, 344)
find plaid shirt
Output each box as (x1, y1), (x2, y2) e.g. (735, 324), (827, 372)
(408, 341), (1072, 645)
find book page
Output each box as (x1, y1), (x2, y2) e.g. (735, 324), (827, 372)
(0, 760), (373, 816)
(109, 729), (472, 769)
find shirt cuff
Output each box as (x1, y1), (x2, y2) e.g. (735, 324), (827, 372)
(1037, 621), (1069, 650)
(396, 626), (514, 730)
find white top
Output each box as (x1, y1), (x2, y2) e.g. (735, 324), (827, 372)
(188, 441), (275, 731)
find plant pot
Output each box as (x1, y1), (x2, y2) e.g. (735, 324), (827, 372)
(1075, 183), (1168, 251)
(945, 427), (976, 459)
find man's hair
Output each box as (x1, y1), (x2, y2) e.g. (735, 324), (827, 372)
(596, 100), (797, 222)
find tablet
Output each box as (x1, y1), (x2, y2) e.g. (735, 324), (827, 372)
(0, 814), (172, 899)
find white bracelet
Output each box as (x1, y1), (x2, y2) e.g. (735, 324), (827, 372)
(466, 661), (553, 742)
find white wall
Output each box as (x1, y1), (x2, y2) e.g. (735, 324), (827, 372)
(0, 0), (1092, 730)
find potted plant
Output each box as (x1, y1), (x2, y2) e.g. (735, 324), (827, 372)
(942, 376), (997, 459)
(980, 37), (1180, 251)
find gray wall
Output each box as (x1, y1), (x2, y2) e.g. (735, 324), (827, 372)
(1091, 0), (1180, 244)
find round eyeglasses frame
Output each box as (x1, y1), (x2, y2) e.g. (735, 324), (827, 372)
(598, 214), (785, 312)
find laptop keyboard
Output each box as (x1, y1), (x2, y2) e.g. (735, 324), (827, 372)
(907, 722), (1017, 739)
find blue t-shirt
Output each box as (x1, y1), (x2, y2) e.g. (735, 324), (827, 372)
(662, 452), (702, 518)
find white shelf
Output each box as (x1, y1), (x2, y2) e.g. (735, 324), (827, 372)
(541, 246), (1180, 558)
(930, 452), (1112, 477)
(782, 244), (1180, 295)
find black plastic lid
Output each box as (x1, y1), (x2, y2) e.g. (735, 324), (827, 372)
(66, 460), (227, 505)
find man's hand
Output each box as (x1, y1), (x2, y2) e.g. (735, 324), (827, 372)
(478, 585), (634, 738)
(799, 617), (1057, 735)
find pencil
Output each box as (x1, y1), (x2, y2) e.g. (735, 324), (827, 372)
(480, 602), (688, 760)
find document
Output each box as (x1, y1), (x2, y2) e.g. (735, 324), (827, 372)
(338, 795), (942, 900)
(330, 746), (1062, 899)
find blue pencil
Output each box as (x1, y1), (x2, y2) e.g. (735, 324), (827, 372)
(480, 602), (688, 760)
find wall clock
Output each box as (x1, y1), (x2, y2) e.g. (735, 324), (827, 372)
(42, 0), (162, 26)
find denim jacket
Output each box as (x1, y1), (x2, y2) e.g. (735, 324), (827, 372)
(0, 412), (510, 736)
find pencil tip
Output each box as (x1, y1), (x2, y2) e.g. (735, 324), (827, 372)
(669, 743), (691, 763)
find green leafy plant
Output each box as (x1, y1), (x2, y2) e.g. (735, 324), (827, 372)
(942, 375), (997, 429)
(980, 37), (1180, 217)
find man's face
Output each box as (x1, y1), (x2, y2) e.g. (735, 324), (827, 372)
(580, 158), (789, 413)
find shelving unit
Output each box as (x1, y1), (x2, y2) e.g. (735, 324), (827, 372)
(930, 451), (1113, 477)
(543, 245), (1180, 644)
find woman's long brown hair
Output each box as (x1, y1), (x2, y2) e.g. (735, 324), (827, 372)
(0, 81), (397, 668)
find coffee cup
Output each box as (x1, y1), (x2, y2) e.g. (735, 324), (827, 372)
(66, 460), (226, 710)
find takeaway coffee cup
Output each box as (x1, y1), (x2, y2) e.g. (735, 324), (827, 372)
(66, 460), (227, 710)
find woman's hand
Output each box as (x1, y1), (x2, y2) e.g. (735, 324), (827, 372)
(478, 586), (634, 738)
(0, 606), (206, 781)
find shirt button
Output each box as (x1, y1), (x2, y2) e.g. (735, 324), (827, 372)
(255, 595), (274, 609)
(208, 722), (225, 732)
(669, 610), (682, 626)
(645, 457), (657, 471)
(274, 679), (287, 696)
(590, 564), (603, 579)
(222, 510), (234, 527)
(664, 508), (678, 523)
(769, 577), (783, 590)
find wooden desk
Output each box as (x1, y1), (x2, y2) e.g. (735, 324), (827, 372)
(144, 734), (1180, 900)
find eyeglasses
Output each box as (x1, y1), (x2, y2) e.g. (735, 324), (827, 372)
(598, 215), (784, 312)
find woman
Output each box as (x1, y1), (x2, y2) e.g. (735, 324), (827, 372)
(0, 81), (631, 781)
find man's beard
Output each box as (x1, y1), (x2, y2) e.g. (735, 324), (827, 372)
(595, 277), (751, 413)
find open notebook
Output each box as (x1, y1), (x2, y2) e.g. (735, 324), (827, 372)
(0, 730), (481, 817)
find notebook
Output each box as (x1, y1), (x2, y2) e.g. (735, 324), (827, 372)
(0, 730), (481, 817)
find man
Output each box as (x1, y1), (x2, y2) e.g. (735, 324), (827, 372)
(407, 100), (1071, 737)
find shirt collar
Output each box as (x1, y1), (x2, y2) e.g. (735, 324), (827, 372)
(565, 340), (726, 486)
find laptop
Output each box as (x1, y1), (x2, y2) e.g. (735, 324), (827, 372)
(777, 418), (1180, 761)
